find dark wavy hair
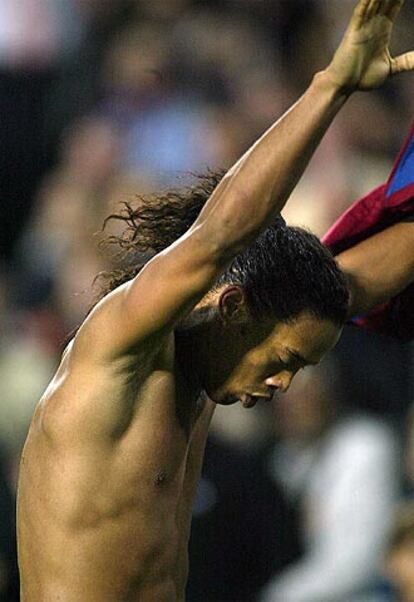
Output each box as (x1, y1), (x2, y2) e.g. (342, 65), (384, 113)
(98, 169), (349, 326)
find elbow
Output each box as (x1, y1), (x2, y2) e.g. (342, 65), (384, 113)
(195, 216), (259, 267)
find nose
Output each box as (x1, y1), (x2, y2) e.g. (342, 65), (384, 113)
(265, 372), (294, 393)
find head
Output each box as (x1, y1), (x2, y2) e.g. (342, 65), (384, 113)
(97, 171), (348, 408)
(185, 219), (348, 408)
(385, 503), (414, 602)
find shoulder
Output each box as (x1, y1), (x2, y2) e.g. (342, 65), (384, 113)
(36, 332), (177, 447)
(70, 281), (175, 368)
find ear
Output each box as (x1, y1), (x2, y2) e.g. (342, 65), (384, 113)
(218, 286), (248, 324)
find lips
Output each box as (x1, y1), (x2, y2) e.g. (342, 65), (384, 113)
(241, 394), (257, 408)
(240, 393), (273, 408)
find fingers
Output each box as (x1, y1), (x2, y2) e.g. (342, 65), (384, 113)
(353, 0), (371, 25)
(355, 0), (404, 21)
(382, 0), (404, 20)
(391, 51), (414, 75)
(366, 0), (382, 18)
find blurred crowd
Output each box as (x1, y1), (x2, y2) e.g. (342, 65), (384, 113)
(0, 1), (413, 600)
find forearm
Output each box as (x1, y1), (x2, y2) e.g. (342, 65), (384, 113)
(192, 0), (414, 263)
(194, 71), (349, 257)
(337, 222), (414, 318)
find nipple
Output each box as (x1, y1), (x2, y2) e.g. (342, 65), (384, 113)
(154, 470), (167, 486)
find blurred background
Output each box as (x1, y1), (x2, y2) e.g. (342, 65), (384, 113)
(0, 0), (413, 600)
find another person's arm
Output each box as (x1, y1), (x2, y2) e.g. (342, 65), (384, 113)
(337, 222), (414, 318)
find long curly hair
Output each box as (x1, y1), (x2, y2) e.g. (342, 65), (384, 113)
(97, 169), (225, 300)
(97, 169), (349, 326)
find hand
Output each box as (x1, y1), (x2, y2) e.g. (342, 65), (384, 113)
(325, 0), (414, 93)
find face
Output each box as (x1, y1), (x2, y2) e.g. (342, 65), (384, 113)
(205, 308), (342, 409)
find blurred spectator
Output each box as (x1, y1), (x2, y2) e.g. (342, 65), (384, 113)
(0, 271), (56, 465)
(0, 448), (19, 601)
(187, 433), (300, 602)
(261, 357), (400, 602)
(15, 115), (121, 329)
(404, 406), (414, 492)
(96, 15), (268, 184)
(333, 328), (413, 425)
(0, 0), (88, 259)
(385, 502), (414, 602)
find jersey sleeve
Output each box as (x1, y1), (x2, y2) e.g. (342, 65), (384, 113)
(322, 121), (414, 341)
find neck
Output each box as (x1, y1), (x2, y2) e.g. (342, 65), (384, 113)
(175, 310), (220, 396)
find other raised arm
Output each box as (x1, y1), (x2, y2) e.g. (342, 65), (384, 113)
(337, 222), (414, 318)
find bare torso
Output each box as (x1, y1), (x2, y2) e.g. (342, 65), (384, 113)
(16, 7), (414, 595)
(17, 316), (213, 602)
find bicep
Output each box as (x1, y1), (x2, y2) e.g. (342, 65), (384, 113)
(78, 226), (225, 360)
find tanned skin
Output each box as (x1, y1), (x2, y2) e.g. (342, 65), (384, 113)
(17, 2), (414, 600)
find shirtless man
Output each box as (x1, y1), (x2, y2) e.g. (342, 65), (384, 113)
(17, 1), (414, 600)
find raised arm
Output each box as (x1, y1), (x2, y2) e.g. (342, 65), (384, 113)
(82, 0), (414, 358)
(195, 0), (413, 255)
(337, 222), (414, 318)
